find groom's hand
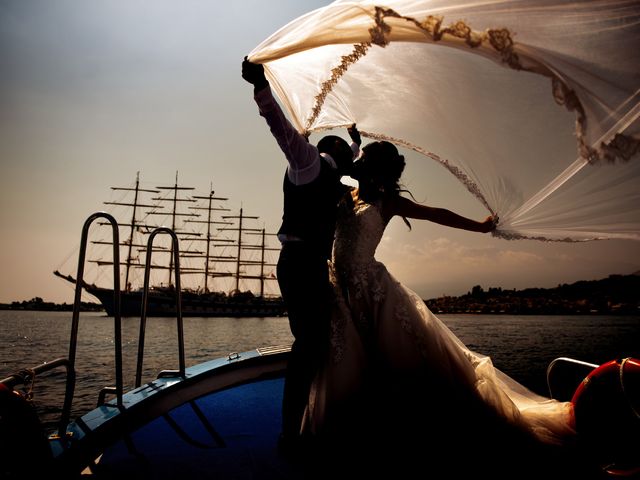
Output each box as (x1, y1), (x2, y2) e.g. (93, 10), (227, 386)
(348, 124), (362, 146)
(242, 57), (269, 90)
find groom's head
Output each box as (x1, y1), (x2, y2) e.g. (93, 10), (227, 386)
(317, 135), (354, 176)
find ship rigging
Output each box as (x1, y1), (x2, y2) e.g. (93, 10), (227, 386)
(54, 172), (285, 317)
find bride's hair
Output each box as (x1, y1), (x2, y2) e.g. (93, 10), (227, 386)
(358, 141), (413, 229)
(359, 141), (406, 196)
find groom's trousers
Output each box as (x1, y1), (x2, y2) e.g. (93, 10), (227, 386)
(277, 241), (332, 439)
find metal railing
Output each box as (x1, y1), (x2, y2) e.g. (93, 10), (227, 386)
(58, 212), (123, 438)
(135, 227), (185, 388)
(2, 216), (190, 444)
(0, 358), (72, 393)
(546, 356), (598, 401)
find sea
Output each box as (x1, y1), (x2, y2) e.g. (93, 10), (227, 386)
(1, 310), (638, 434)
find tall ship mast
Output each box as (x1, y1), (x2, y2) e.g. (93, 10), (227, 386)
(184, 186), (234, 293)
(218, 208), (279, 295)
(54, 172), (286, 317)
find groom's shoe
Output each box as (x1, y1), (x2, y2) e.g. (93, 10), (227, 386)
(277, 432), (316, 463)
(277, 433), (299, 458)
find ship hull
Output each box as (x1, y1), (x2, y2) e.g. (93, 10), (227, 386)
(85, 285), (287, 318)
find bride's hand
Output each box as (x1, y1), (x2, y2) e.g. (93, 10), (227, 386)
(480, 215), (498, 233)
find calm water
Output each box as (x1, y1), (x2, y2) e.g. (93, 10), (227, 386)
(2, 310), (638, 433)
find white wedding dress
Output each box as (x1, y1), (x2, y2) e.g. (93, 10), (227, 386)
(305, 194), (577, 459)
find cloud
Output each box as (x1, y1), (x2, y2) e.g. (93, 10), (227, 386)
(494, 249), (544, 266)
(375, 235), (560, 298)
(379, 235), (501, 267)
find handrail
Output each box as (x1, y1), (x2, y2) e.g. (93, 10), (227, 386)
(58, 212), (123, 438)
(135, 227), (185, 388)
(0, 357), (72, 390)
(546, 356), (597, 400)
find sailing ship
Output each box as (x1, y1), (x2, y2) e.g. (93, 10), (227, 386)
(54, 172), (286, 317)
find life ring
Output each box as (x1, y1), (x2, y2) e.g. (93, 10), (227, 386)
(0, 383), (53, 477)
(571, 357), (640, 477)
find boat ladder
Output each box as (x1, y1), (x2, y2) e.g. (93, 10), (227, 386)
(1, 212), (221, 475)
(135, 226), (186, 388)
(1, 212), (124, 440)
(0, 215), (187, 436)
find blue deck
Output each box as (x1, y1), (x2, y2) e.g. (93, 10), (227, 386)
(45, 346), (608, 480)
(93, 377), (303, 479)
(88, 378), (604, 480)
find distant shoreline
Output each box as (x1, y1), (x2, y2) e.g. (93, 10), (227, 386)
(4, 273), (638, 315)
(1, 304), (636, 316)
(425, 273), (639, 316)
(423, 304), (639, 316)
(0, 297), (103, 312)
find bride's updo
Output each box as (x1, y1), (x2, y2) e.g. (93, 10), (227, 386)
(354, 140), (412, 228)
(355, 140), (406, 198)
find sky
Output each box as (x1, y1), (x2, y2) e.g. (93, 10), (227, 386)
(1, 0), (639, 305)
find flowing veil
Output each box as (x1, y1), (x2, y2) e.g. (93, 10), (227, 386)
(248, 0), (640, 242)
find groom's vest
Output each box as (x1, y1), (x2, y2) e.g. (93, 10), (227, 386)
(278, 159), (346, 260)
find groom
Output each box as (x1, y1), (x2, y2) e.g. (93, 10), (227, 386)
(242, 58), (359, 450)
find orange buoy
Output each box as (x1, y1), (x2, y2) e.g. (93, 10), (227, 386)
(571, 357), (640, 475)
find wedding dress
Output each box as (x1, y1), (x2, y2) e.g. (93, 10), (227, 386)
(304, 193), (583, 476)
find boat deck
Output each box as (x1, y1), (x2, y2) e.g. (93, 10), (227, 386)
(90, 377), (302, 479)
(81, 376), (605, 480)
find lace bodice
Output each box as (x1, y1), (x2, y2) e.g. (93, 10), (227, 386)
(332, 197), (386, 273)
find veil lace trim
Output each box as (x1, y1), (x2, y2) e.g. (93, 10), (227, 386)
(298, 5), (638, 243)
(304, 7), (523, 132)
(552, 79), (640, 164)
(354, 131), (587, 243)
(360, 130), (496, 217)
(304, 6), (638, 165)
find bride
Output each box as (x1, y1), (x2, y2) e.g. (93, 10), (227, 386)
(302, 140), (597, 478)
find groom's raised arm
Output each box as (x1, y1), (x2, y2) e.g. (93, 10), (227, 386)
(242, 58), (319, 185)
